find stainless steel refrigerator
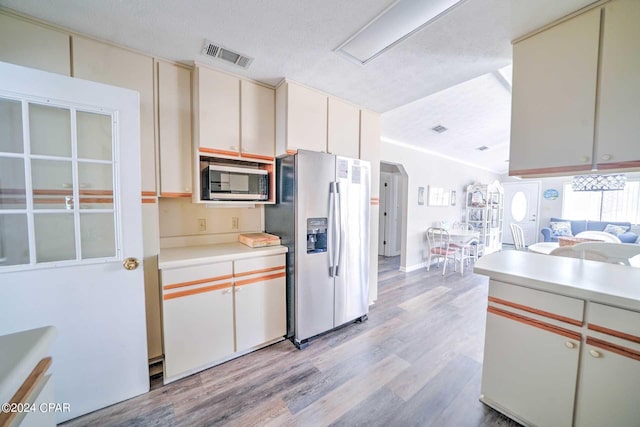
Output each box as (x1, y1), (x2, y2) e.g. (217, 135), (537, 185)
(265, 150), (370, 349)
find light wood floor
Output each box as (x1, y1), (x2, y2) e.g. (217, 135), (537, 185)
(63, 256), (521, 426)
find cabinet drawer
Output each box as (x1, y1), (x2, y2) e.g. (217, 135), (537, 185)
(587, 303), (640, 344)
(489, 280), (584, 326)
(161, 262), (233, 299)
(234, 254), (285, 278)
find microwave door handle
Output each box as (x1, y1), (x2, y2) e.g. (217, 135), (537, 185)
(328, 182), (335, 277)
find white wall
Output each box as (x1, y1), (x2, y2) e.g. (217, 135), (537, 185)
(380, 140), (499, 271)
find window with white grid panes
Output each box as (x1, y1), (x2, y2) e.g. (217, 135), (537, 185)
(0, 96), (119, 269)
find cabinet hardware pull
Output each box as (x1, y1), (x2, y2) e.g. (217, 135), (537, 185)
(589, 349), (602, 358)
(565, 341), (576, 349)
(235, 288), (242, 293)
(580, 156), (590, 163)
(222, 289), (232, 295)
(601, 154), (612, 161)
(185, 188), (191, 192)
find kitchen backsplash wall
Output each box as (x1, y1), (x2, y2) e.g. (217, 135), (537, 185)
(158, 198), (263, 248)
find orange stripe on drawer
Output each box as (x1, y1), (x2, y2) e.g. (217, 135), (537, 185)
(487, 306), (581, 341)
(160, 192), (192, 198)
(234, 265), (285, 278)
(235, 272), (286, 287)
(200, 147), (240, 157)
(241, 152), (275, 161)
(0, 357), (52, 427)
(588, 324), (640, 345)
(142, 198), (156, 204)
(286, 150), (297, 155)
(163, 274), (234, 290)
(586, 336), (640, 362)
(164, 282), (232, 300)
(141, 191), (156, 197)
(488, 296), (582, 326)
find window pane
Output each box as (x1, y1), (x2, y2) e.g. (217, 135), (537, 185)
(80, 213), (115, 259)
(0, 157), (26, 210)
(34, 213), (76, 262)
(29, 104), (71, 157)
(31, 159), (73, 210)
(77, 111), (112, 161)
(0, 214), (29, 266)
(0, 98), (23, 154)
(562, 183), (601, 221)
(511, 191), (527, 222)
(601, 181), (640, 223)
(78, 162), (113, 209)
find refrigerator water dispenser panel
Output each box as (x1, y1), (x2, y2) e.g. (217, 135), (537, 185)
(307, 218), (327, 253)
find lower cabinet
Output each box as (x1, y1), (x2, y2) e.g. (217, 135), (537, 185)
(482, 281), (640, 427)
(161, 254), (286, 382)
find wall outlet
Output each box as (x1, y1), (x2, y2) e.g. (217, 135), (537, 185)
(198, 218), (206, 232)
(232, 217), (239, 230)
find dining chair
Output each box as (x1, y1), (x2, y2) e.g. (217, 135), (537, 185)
(426, 227), (458, 275)
(510, 223), (526, 250)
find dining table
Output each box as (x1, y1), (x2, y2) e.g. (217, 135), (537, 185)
(446, 229), (481, 275)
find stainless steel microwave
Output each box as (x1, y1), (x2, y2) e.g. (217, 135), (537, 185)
(201, 164), (269, 201)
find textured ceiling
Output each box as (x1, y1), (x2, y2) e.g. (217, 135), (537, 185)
(0, 0), (597, 171)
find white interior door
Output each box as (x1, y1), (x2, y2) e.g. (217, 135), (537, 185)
(378, 172), (401, 257)
(502, 181), (540, 246)
(0, 61), (148, 422)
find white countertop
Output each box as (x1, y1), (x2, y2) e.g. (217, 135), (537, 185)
(474, 251), (640, 311)
(159, 242), (288, 269)
(0, 326), (56, 405)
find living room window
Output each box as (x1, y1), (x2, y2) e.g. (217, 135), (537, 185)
(562, 180), (640, 223)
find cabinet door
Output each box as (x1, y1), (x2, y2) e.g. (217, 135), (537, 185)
(481, 310), (580, 427)
(327, 97), (360, 158)
(0, 13), (70, 76)
(72, 36), (156, 192)
(241, 80), (275, 160)
(194, 66), (240, 157)
(509, 8), (601, 176)
(234, 254), (286, 352)
(359, 110), (381, 198)
(161, 262), (234, 380)
(158, 61), (192, 197)
(595, 0), (640, 170)
(286, 82), (327, 153)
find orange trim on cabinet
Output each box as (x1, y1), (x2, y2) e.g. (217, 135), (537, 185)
(286, 150), (297, 155)
(142, 198), (156, 204)
(160, 192), (192, 198)
(588, 324), (640, 344)
(488, 296), (583, 326)
(234, 265), (285, 278)
(596, 161), (640, 170)
(199, 147), (240, 157)
(141, 191), (156, 197)
(235, 271), (286, 287)
(163, 274), (234, 291)
(509, 164), (590, 176)
(0, 357), (52, 427)
(586, 336), (640, 362)
(163, 282), (233, 300)
(487, 306), (581, 341)
(241, 152), (275, 161)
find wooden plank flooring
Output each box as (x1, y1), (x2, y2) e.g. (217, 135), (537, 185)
(62, 256), (521, 427)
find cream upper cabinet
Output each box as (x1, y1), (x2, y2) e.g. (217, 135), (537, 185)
(359, 109), (381, 198)
(240, 80), (275, 160)
(72, 36), (156, 192)
(157, 61), (192, 197)
(0, 13), (70, 76)
(509, 8), (601, 176)
(595, 0), (640, 170)
(327, 97), (360, 158)
(193, 66), (240, 157)
(276, 81), (328, 155)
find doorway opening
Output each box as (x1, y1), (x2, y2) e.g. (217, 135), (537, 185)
(378, 162), (408, 268)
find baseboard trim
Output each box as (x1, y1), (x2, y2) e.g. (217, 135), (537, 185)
(400, 262), (426, 272)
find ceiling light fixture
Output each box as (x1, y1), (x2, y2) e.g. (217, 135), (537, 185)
(335, 0), (467, 65)
(476, 146), (489, 151)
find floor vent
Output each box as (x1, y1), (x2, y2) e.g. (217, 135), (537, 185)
(201, 40), (254, 69)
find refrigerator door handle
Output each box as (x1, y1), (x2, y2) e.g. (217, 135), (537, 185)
(328, 182), (335, 277)
(335, 181), (342, 277)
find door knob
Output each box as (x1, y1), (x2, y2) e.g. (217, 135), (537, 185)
(122, 257), (141, 270)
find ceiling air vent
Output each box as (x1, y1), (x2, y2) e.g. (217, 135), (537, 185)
(201, 40), (254, 69)
(476, 146), (490, 151)
(431, 125), (447, 133)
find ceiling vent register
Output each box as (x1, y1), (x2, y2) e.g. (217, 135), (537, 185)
(431, 125), (448, 133)
(202, 40), (254, 69)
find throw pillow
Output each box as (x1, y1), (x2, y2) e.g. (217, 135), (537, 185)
(603, 224), (629, 236)
(549, 221), (573, 237)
